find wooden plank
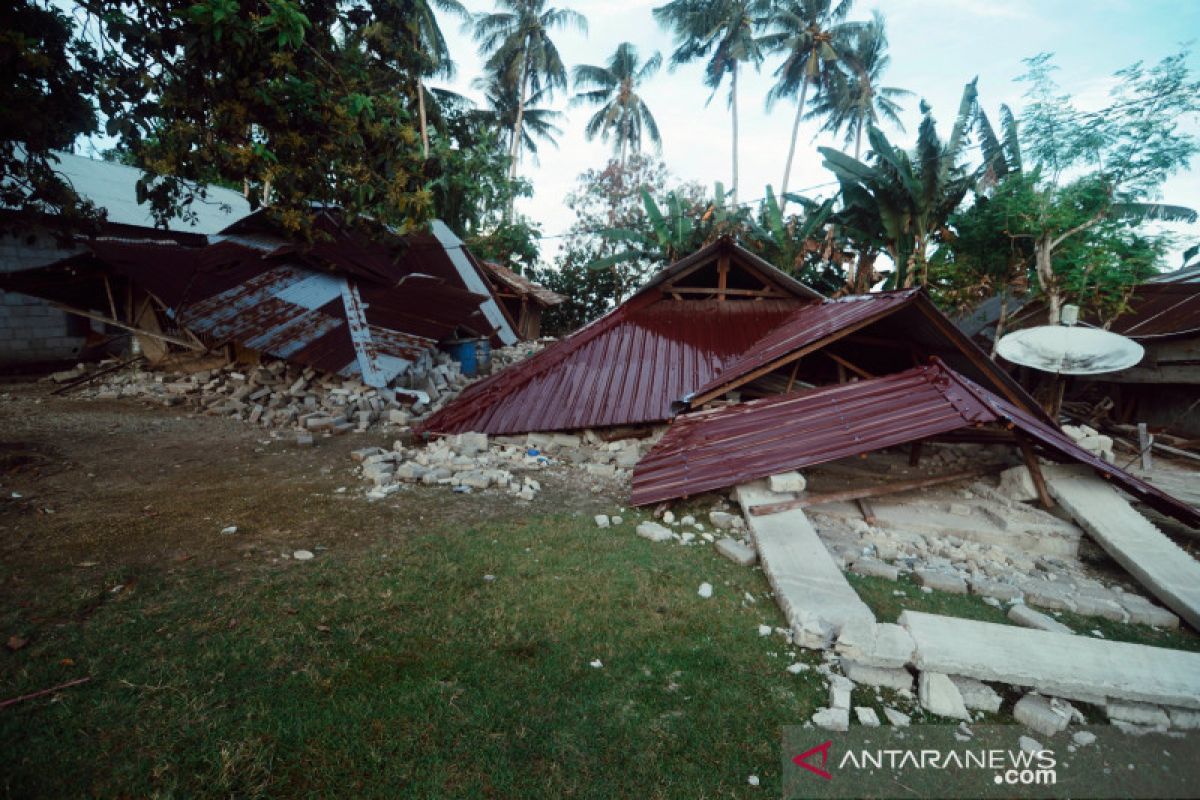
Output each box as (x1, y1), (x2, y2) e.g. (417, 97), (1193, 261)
(825, 352), (874, 379)
(748, 468), (991, 516)
(51, 356), (145, 395)
(50, 303), (204, 351)
(688, 308), (896, 408)
(103, 276), (118, 321)
(1138, 422), (1154, 471)
(856, 497), (877, 525)
(1016, 435), (1055, 510)
(717, 255), (729, 302)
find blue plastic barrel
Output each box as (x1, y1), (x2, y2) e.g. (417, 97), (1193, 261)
(445, 338), (490, 376)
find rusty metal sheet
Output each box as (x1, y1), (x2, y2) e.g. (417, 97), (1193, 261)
(418, 294), (808, 435)
(632, 363), (992, 506)
(631, 360), (1200, 530)
(1108, 284), (1200, 340)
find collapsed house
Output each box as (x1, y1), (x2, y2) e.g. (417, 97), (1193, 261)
(479, 260), (565, 340)
(0, 154), (578, 397)
(418, 239), (1048, 435)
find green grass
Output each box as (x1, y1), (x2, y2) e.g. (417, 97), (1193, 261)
(1, 513), (827, 799)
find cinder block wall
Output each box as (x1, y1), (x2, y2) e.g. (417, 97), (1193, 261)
(0, 233), (88, 367)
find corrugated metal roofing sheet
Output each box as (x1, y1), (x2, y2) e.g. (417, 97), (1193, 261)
(630, 360), (1200, 530)
(482, 260), (566, 307)
(1107, 283), (1200, 340)
(418, 295), (807, 434)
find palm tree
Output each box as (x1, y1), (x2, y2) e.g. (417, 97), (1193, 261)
(402, 0), (469, 159)
(760, 0), (861, 201)
(653, 0), (767, 204)
(571, 43), (664, 165)
(473, 0), (587, 181)
(805, 11), (912, 159)
(475, 78), (564, 162)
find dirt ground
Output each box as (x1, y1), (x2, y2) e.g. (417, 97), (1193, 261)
(0, 379), (617, 589)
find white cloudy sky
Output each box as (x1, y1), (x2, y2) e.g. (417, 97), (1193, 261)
(431, 0), (1200, 266)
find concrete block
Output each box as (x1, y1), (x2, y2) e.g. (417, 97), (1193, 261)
(850, 559), (900, 581)
(715, 537), (757, 566)
(709, 511), (739, 530)
(636, 522), (674, 543)
(948, 675), (1003, 713)
(916, 568), (967, 594)
(1168, 708), (1200, 730)
(918, 672), (970, 720)
(883, 707), (910, 727)
(1107, 701), (1170, 728)
(1007, 604), (1073, 634)
(835, 622), (914, 669)
(997, 465), (1039, 503)
(811, 707), (849, 732)
(854, 707), (881, 727)
(843, 661), (913, 692)
(1013, 694), (1070, 737)
(768, 471), (807, 494)
(594, 514), (610, 529)
(969, 577), (1023, 602)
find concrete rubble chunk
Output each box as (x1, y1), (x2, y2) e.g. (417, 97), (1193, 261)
(715, 538), (757, 566)
(1018, 735), (1043, 755)
(1168, 708), (1200, 730)
(812, 707), (850, 732)
(949, 676), (1003, 713)
(1014, 693), (1070, 737)
(636, 522), (674, 543)
(855, 707), (881, 727)
(1106, 701), (1170, 728)
(915, 568), (967, 594)
(969, 577), (1022, 602)
(594, 514), (610, 529)
(883, 707), (910, 727)
(1072, 730), (1097, 746)
(900, 610), (1200, 710)
(1044, 465), (1200, 632)
(918, 672), (970, 720)
(709, 511), (739, 530)
(736, 482), (875, 651)
(850, 559), (900, 581)
(835, 622), (914, 669)
(768, 471), (807, 494)
(1008, 604), (1073, 635)
(998, 465), (1039, 503)
(843, 661), (913, 692)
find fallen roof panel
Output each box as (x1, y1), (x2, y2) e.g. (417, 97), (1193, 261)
(631, 360), (1200, 530)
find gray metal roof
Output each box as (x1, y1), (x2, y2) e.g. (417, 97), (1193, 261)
(49, 151), (251, 234)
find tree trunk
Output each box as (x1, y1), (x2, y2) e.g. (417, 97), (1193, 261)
(1035, 236), (1062, 324)
(506, 55), (531, 220)
(854, 249), (877, 293)
(991, 288), (1010, 357)
(418, 80), (430, 159)
(730, 63), (740, 207)
(780, 76), (810, 207)
(853, 122), (864, 160)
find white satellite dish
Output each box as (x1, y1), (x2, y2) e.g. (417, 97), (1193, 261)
(996, 326), (1145, 375)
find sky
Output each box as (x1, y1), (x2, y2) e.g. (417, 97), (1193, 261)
(430, 0), (1200, 267)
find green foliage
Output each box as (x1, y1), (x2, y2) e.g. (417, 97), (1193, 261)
(571, 42), (664, 163)
(0, 0), (102, 230)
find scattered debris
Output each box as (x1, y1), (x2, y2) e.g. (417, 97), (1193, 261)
(697, 582), (713, 599)
(293, 550), (314, 561)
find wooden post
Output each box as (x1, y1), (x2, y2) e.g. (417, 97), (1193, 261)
(717, 255), (729, 303)
(785, 360), (801, 392)
(1016, 435), (1054, 510)
(908, 441), (923, 467)
(1138, 422), (1153, 471)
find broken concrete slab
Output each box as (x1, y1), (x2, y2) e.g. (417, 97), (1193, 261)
(900, 610), (1200, 709)
(855, 707), (881, 727)
(1013, 694), (1070, 737)
(1168, 708), (1200, 730)
(709, 511), (739, 530)
(949, 676), (1003, 713)
(834, 622), (914, 669)
(737, 482), (875, 650)
(850, 559), (900, 581)
(715, 538), (757, 566)
(969, 577), (1023, 602)
(997, 465), (1039, 503)
(918, 672), (970, 720)
(1007, 604), (1073, 635)
(883, 707), (910, 727)
(1044, 465), (1200, 632)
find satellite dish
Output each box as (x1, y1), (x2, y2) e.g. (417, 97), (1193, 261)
(996, 326), (1145, 375)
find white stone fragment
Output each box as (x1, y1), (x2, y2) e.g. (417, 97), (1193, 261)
(1014, 694), (1070, 737)
(594, 514), (610, 528)
(697, 582), (714, 599)
(883, 707), (910, 727)
(812, 706), (850, 731)
(918, 672), (970, 720)
(855, 707), (881, 727)
(293, 550), (314, 561)
(715, 537), (757, 566)
(636, 522), (674, 542)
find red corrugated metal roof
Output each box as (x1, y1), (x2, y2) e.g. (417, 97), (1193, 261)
(631, 360), (1200, 529)
(682, 288), (1046, 422)
(417, 294), (808, 434)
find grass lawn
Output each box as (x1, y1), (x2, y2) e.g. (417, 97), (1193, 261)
(1, 511), (831, 798)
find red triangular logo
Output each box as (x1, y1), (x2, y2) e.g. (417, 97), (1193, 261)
(792, 740), (833, 780)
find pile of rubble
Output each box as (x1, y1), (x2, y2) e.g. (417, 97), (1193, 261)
(349, 427), (664, 503)
(51, 338), (552, 436)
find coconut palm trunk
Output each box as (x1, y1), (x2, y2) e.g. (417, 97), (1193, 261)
(730, 63), (740, 205)
(780, 75), (810, 201)
(418, 81), (430, 158)
(509, 55), (531, 180)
